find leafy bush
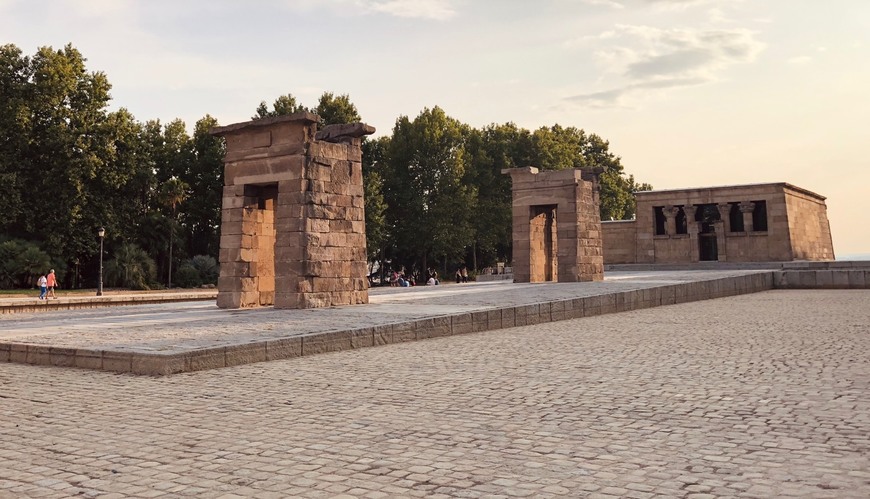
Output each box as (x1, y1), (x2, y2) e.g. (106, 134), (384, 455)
(173, 255), (219, 288)
(190, 255), (219, 284)
(104, 244), (157, 290)
(0, 239), (54, 288)
(173, 263), (201, 288)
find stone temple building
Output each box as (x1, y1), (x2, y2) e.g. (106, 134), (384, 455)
(602, 183), (834, 264)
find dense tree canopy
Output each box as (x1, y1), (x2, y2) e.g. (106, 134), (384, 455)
(0, 43), (651, 289)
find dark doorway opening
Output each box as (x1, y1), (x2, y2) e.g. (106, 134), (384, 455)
(530, 205), (558, 282)
(699, 222), (718, 261)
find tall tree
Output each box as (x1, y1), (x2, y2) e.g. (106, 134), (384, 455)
(21, 44), (112, 262)
(252, 93), (307, 119)
(361, 137), (390, 275)
(183, 115), (224, 257)
(529, 125), (650, 220)
(159, 177), (190, 288)
(315, 92), (361, 125)
(464, 123), (532, 269)
(0, 44), (30, 230)
(384, 107), (476, 274)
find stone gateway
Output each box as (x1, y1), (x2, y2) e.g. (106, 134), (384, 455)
(211, 113), (375, 309)
(502, 166), (604, 283)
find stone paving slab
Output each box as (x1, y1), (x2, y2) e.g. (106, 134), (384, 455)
(0, 289), (868, 497)
(0, 270), (774, 375)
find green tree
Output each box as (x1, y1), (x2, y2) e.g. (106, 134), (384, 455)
(464, 123), (532, 269)
(0, 45), (30, 230)
(384, 107), (477, 274)
(182, 115), (224, 257)
(528, 125), (650, 220)
(0, 239), (53, 288)
(315, 92), (361, 126)
(361, 137), (390, 267)
(252, 93), (308, 119)
(20, 44), (113, 262)
(159, 177), (190, 288)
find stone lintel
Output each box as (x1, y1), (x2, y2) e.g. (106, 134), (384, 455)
(210, 112), (320, 137)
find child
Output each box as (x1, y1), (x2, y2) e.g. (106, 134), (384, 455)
(37, 274), (48, 300)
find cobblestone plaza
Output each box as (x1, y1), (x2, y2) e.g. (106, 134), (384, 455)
(1, 288), (868, 498)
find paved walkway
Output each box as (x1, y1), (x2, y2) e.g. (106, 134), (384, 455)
(1, 289), (868, 497)
(0, 290), (217, 315)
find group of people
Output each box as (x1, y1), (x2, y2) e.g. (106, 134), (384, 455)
(389, 270), (416, 287)
(388, 267), (446, 287)
(36, 269), (58, 300)
(454, 266), (469, 283)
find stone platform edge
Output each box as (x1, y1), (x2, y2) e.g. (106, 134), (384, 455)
(0, 291), (218, 315)
(1, 272), (776, 376)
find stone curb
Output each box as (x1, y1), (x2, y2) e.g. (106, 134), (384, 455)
(774, 269), (870, 289)
(0, 292), (218, 315)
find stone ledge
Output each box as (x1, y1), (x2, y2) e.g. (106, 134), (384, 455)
(774, 270), (868, 289)
(0, 292), (218, 315)
(0, 272), (784, 376)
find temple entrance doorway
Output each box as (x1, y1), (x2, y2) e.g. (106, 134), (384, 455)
(244, 183), (277, 305)
(530, 205), (558, 282)
(699, 222), (718, 261)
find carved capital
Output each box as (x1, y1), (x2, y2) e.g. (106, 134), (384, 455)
(739, 201), (756, 214)
(661, 205), (679, 219)
(683, 204), (698, 220)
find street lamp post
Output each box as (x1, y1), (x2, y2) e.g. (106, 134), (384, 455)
(97, 227), (105, 296)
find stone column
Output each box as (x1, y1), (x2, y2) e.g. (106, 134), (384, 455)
(662, 205), (679, 236)
(717, 203), (732, 233)
(715, 221), (727, 261)
(683, 205), (700, 262)
(739, 201), (755, 232)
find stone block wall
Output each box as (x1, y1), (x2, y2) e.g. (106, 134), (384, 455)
(502, 167), (604, 283)
(783, 185), (835, 260)
(601, 220), (637, 264)
(212, 114), (375, 309)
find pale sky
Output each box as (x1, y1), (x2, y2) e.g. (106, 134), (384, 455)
(3, 0), (869, 254)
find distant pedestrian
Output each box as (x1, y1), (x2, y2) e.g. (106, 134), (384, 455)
(37, 273), (48, 300)
(455, 269), (462, 284)
(46, 269), (57, 299)
(461, 266), (468, 283)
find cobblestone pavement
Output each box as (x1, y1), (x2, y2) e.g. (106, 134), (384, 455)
(1, 289), (868, 498)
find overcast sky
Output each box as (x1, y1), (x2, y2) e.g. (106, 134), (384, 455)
(3, 0), (869, 254)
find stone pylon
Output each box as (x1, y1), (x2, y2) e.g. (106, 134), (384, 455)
(211, 113), (375, 309)
(502, 166), (604, 283)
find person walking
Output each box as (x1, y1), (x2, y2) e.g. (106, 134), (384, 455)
(461, 266), (468, 283)
(37, 273), (48, 300)
(46, 269), (57, 299)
